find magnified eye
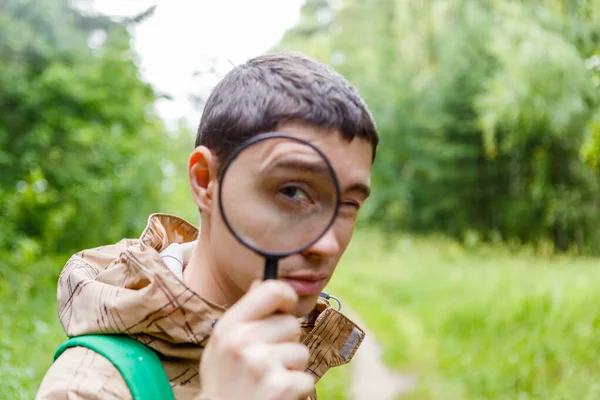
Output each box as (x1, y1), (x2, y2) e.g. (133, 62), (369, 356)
(280, 185), (309, 202)
(279, 186), (310, 204)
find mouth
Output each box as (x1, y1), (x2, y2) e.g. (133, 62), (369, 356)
(281, 273), (328, 296)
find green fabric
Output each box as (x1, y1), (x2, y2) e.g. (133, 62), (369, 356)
(54, 334), (175, 400)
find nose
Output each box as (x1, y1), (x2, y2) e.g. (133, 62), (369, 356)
(303, 226), (340, 259)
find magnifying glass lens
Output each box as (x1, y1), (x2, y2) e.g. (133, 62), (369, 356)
(219, 135), (339, 257)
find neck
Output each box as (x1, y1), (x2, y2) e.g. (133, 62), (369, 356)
(182, 234), (240, 308)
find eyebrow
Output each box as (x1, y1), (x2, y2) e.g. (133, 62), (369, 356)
(268, 157), (331, 175)
(344, 182), (371, 199)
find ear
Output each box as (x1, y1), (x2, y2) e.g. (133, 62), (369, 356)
(188, 146), (218, 214)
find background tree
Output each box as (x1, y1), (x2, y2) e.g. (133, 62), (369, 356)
(275, 0), (600, 253)
(0, 0), (192, 287)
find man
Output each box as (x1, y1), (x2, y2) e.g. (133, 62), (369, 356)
(36, 51), (379, 400)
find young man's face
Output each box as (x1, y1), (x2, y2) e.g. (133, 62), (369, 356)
(203, 121), (372, 317)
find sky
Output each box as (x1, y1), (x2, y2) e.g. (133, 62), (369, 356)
(85, 0), (304, 128)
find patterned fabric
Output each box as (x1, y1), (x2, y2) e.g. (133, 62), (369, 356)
(36, 213), (365, 400)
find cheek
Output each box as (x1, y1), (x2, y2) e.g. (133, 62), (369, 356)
(333, 216), (357, 255)
(210, 201), (264, 290)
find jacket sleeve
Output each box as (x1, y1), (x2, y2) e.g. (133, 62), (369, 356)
(36, 346), (133, 400)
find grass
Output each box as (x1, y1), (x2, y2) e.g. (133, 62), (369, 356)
(315, 363), (352, 399)
(0, 256), (65, 400)
(4, 231), (600, 399)
(318, 229), (600, 399)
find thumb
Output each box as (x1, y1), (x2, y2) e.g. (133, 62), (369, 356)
(249, 279), (262, 291)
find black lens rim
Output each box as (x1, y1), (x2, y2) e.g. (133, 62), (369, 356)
(217, 132), (341, 259)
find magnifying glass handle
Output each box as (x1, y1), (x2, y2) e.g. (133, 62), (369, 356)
(263, 257), (279, 280)
(264, 257), (283, 316)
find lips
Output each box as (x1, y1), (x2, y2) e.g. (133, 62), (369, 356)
(282, 273), (327, 296)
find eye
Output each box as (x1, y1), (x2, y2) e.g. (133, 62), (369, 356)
(341, 200), (360, 210)
(338, 200), (361, 219)
(280, 185), (310, 202)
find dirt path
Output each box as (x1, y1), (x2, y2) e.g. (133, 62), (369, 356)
(346, 308), (417, 400)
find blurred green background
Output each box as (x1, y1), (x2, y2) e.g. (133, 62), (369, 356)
(2, 0), (600, 399)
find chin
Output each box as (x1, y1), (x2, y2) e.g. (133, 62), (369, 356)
(293, 295), (320, 317)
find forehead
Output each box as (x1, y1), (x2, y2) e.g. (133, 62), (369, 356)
(274, 122), (373, 188)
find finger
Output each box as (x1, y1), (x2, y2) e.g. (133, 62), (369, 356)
(287, 371), (315, 400)
(270, 342), (310, 371)
(264, 370), (315, 400)
(221, 280), (298, 324)
(249, 279), (261, 291)
(243, 314), (302, 343)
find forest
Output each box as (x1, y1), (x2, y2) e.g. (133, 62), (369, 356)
(2, 0), (600, 399)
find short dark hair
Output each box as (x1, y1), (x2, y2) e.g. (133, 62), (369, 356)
(195, 51), (378, 171)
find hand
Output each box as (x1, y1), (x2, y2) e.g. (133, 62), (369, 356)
(199, 280), (314, 400)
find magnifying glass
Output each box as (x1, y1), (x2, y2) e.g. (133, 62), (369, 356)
(218, 132), (340, 281)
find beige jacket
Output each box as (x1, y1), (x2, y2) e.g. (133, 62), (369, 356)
(36, 214), (365, 400)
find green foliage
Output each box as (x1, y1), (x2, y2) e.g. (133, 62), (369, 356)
(315, 363), (351, 400)
(0, 255), (65, 400)
(324, 229), (600, 400)
(0, 0), (186, 283)
(275, 0), (600, 254)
